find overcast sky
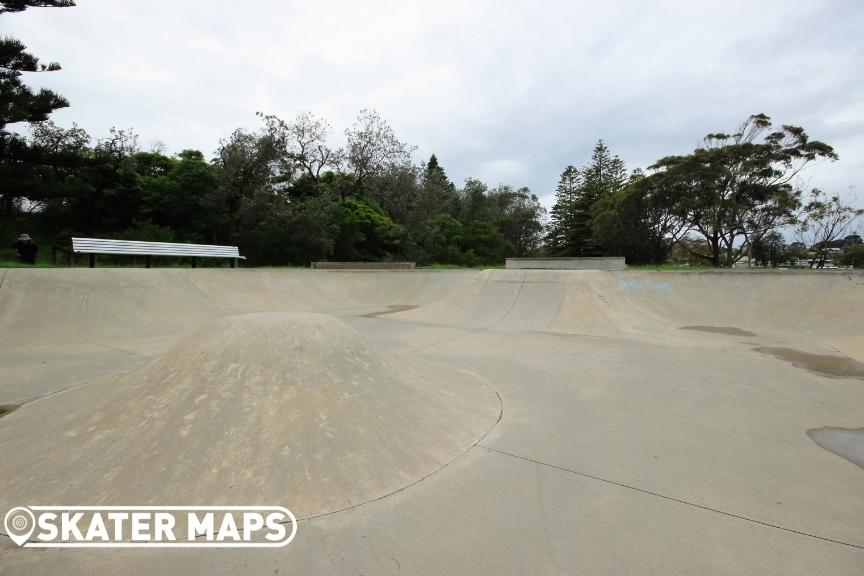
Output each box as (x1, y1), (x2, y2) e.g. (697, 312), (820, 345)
(5, 0), (863, 210)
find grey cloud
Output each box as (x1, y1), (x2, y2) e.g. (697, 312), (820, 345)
(5, 0), (862, 211)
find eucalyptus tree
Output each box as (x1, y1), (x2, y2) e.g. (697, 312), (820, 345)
(651, 114), (837, 266)
(794, 189), (863, 268)
(344, 109), (415, 192)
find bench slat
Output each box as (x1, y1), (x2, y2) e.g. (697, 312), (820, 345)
(72, 238), (245, 259)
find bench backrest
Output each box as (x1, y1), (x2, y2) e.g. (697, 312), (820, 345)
(72, 238), (244, 259)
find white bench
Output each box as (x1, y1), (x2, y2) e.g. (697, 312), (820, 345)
(71, 238), (245, 268)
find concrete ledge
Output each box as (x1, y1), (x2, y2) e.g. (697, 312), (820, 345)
(312, 261), (416, 270)
(506, 257), (627, 270)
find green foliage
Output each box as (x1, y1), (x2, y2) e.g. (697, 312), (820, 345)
(0, 2), (74, 128)
(105, 220), (176, 243)
(839, 244), (864, 268)
(750, 231), (790, 267)
(344, 109), (415, 190)
(281, 195), (341, 264)
(546, 165), (580, 255)
(1, 1), (75, 14)
(591, 170), (690, 264)
(487, 185), (546, 257)
(462, 220), (511, 266)
(10, 89), (841, 271)
(0, 12), (844, 273)
(651, 114), (837, 267)
(421, 213), (464, 264)
(581, 140), (628, 205)
(795, 189), (864, 268)
(138, 149), (219, 241)
(333, 196), (403, 261)
(1, 2), (75, 219)
(547, 140), (627, 256)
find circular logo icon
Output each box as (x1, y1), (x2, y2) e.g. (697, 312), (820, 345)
(4, 507), (36, 546)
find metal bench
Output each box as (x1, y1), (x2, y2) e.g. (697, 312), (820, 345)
(71, 238), (245, 268)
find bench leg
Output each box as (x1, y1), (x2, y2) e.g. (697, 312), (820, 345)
(145, 255), (152, 269)
(191, 257), (198, 268)
(89, 254), (95, 268)
(231, 258), (237, 269)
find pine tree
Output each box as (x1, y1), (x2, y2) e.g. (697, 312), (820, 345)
(1, 1), (76, 215)
(0, 1), (75, 129)
(425, 153), (446, 181)
(1, 1), (74, 12)
(546, 140), (628, 256)
(546, 165), (581, 255)
(417, 153), (458, 229)
(580, 139), (628, 204)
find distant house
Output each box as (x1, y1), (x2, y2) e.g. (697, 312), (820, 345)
(791, 258), (840, 269)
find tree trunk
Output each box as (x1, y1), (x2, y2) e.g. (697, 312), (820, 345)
(710, 233), (720, 267)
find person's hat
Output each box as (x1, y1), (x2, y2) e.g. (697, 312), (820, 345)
(17, 234), (31, 241)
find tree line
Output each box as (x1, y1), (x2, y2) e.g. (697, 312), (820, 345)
(1, 113), (547, 265)
(548, 118), (862, 268)
(2, 1), (861, 267)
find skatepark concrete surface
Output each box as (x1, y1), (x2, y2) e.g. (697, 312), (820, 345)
(0, 267), (862, 575)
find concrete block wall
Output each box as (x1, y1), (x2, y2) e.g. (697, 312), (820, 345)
(505, 257), (626, 270)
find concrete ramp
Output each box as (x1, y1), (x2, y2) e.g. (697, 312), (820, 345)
(384, 270), (864, 357)
(0, 313), (500, 519)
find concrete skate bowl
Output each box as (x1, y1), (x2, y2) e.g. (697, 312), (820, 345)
(0, 268), (480, 347)
(0, 268), (861, 353)
(0, 312), (500, 524)
(1, 268), (864, 574)
(387, 269), (864, 358)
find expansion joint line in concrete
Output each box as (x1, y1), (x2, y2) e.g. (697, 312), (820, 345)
(403, 272), (528, 355)
(488, 270), (527, 330)
(294, 389), (505, 524)
(0, 373), (123, 439)
(402, 326), (487, 355)
(96, 342), (156, 360)
(479, 445), (864, 551)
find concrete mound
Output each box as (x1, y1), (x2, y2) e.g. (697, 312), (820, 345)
(0, 313), (500, 519)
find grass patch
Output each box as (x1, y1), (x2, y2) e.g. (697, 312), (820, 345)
(626, 263), (719, 271)
(625, 263), (824, 272)
(0, 258), (57, 268)
(0, 252), (241, 269)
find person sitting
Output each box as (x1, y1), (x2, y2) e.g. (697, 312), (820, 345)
(12, 234), (38, 264)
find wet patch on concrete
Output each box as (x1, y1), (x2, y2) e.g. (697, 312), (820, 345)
(0, 404), (19, 419)
(680, 325), (757, 337)
(807, 427), (864, 469)
(754, 347), (864, 380)
(362, 304), (419, 319)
